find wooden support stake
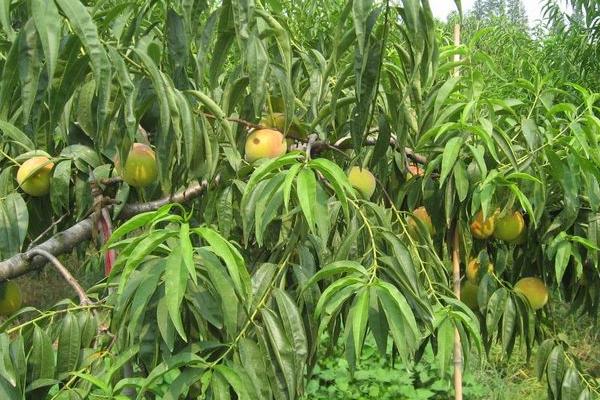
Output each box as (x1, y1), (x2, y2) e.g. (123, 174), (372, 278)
(452, 22), (463, 400)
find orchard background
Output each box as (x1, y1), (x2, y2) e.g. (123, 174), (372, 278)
(0, 0), (599, 399)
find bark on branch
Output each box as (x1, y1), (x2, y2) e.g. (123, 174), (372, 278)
(0, 180), (213, 281)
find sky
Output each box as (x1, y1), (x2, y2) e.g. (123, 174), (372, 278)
(430, 0), (554, 25)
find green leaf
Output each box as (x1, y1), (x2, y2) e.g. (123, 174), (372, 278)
(31, 0), (60, 84)
(453, 160), (469, 202)
(521, 117), (541, 151)
(186, 89), (237, 155)
(117, 230), (174, 293)
(0, 193), (29, 257)
(350, 288), (369, 362)
(546, 345), (567, 398)
(486, 288), (508, 335)
(201, 249), (238, 335)
(164, 245), (188, 341)
(309, 158), (353, 221)
(440, 136), (464, 186)
(296, 167), (317, 233)
(352, 0), (374, 64)
(0, 375), (18, 400)
(27, 325), (55, 383)
(196, 227), (251, 302)
(246, 33), (268, 115)
(51, 160), (71, 214)
(434, 77), (460, 120)
(302, 261), (368, 291)
(261, 308), (296, 399)
(138, 352), (206, 399)
(214, 365), (252, 400)
(238, 339), (272, 400)
(60, 144), (101, 170)
(18, 19), (43, 124)
(56, 313), (81, 377)
(241, 153), (301, 212)
(376, 281), (420, 359)
(501, 296), (517, 356)
(282, 163), (302, 212)
(108, 204), (174, 246)
(0, 120), (34, 150)
(180, 223), (196, 284)
(217, 187), (233, 238)
(56, 0), (111, 132)
(555, 241), (571, 283)
(536, 340), (556, 380)
(274, 289), (308, 384)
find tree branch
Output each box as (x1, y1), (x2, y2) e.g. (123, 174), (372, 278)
(0, 179), (216, 281)
(28, 249), (92, 306)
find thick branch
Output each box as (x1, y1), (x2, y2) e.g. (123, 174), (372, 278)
(0, 180), (213, 281)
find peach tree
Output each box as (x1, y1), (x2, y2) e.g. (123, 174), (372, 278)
(0, 0), (598, 399)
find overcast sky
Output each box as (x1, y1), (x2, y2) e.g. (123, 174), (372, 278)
(430, 0), (560, 25)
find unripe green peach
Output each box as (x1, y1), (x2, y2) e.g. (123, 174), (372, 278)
(347, 166), (376, 199)
(245, 129), (287, 162)
(494, 210), (525, 242)
(16, 156), (54, 196)
(514, 277), (549, 310)
(121, 143), (158, 188)
(0, 281), (22, 316)
(461, 281), (479, 311)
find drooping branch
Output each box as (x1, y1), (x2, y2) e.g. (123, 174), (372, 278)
(28, 249), (92, 305)
(0, 179), (215, 281)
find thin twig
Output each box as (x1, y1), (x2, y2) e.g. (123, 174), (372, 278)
(27, 213), (70, 250)
(27, 249), (92, 306)
(201, 112), (265, 130)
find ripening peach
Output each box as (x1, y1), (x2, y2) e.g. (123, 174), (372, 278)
(514, 277), (549, 310)
(408, 206), (434, 236)
(347, 166), (376, 199)
(470, 210), (496, 240)
(494, 210), (525, 242)
(16, 156), (54, 196)
(121, 143), (158, 188)
(245, 129), (287, 162)
(466, 258), (494, 283)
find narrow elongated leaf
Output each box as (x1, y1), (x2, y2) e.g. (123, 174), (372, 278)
(56, 0), (111, 132)
(196, 226), (251, 302)
(56, 313), (81, 376)
(0, 120), (34, 150)
(0, 193), (28, 257)
(51, 160), (71, 214)
(440, 136), (463, 185)
(27, 326), (55, 383)
(296, 168), (317, 233)
(31, 0), (60, 81)
(164, 244), (188, 341)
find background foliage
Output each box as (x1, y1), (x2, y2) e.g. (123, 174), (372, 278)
(0, 0), (599, 399)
